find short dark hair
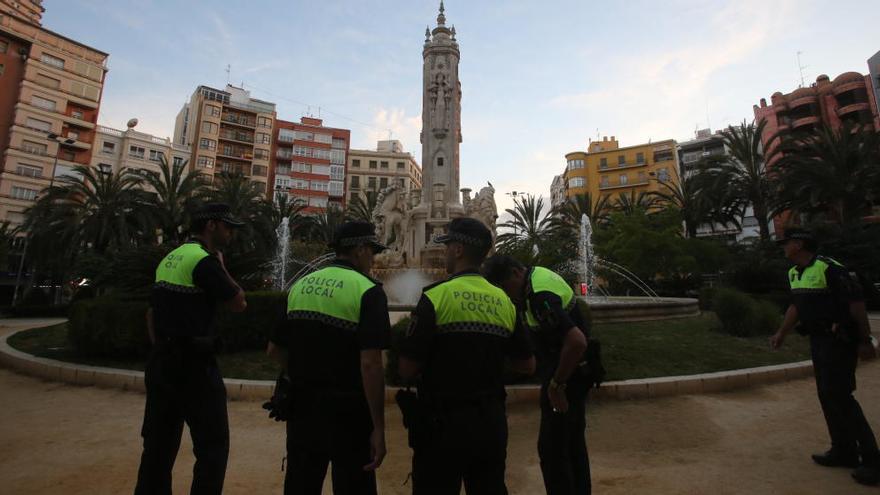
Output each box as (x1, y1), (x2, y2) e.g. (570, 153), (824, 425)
(189, 218), (210, 235)
(482, 254), (525, 284)
(462, 242), (492, 266)
(802, 238), (819, 252)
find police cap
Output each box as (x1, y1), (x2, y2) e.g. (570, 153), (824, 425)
(775, 227), (816, 245)
(192, 202), (245, 227)
(434, 217), (493, 250)
(332, 221), (387, 254)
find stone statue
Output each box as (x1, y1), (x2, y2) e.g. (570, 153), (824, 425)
(465, 182), (499, 241)
(371, 184), (410, 269)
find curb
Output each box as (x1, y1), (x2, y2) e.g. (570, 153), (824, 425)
(0, 324), (820, 403)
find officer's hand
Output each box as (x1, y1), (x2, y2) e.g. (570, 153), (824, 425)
(858, 340), (877, 361)
(363, 428), (386, 471)
(548, 387), (569, 414)
(769, 331), (786, 350)
(216, 250), (226, 267)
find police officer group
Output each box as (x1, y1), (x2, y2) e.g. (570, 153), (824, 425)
(135, 203), (879, 494)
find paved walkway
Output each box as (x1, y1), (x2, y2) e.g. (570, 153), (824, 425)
(1, 319), (879, 493)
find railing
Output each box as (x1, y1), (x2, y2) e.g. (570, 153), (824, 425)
(20, 144), (49, 156)
(221, 114), (256, 127)
(219, 131), (254, 143)
(227, 99), (275, 115)
(599, 180), (650, 190)
(97, 125), (123, 137)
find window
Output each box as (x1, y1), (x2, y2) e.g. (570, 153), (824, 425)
(253, 165), (268, 177)
(102, 141), (116, 154)
(254, 148), (270, 161)
(69, 81), (100, 101)
(21, 140), (47, 155)
(567, 159), (584, 170)
(206, 105), (221, 117)
(397, 161), (405, 169)
(67, 131), (79, 141)
(369, 160), (377, 169)
(638, 171), (647, 182)
(568, 177), (585, 188)
(329, 181), (344, 197)
(199, 138), (216, 150)
(0, 40), (7, 54)
(173, 156), (185, 167)
(275, 176), (291, 189)
(12, 186), (38, 201)
(437, 157), (444, 167)
(98, 163), (112, 174)
(308, 197), (328, 208)
(278, 129), (295, 142)
(292, 162), (312, 173)
(636, 152), (645, 163)
(201, 121), (218, 134)
(41, 53), (65, 69)
(31, 95), (57, 111)
(34, 73), (61, 89)
(71, 110), (84, 120)
(380, 177), (388, 189)
(600, 176), (609, 187)
(599, 158), (608, 169)
(350, 176), (360, 189)
(197, 156), (214, 168)
(332, 138), (347, 149)
(330, 149), (346, 165)
(352, 159), (361, 168)
(129, 146), (145, 159)
(368, 176), (377, 189)
(15, 164), (42, 178)
(257, 133), (271, 144)
(311, 164), (330, 176)
(25, 117), (51, 132)
(380, 161), (389, 169)
(292, 179), (310, 190)
(398, 178), (405, 188)
(657, 168), (669, 182)
(257, 117), (272, 128)
(617, 155), (626, 165)
(149, 150), (164, 162)
(0, 63), (5, 76)
(653, 150), (674, 162)
(619, 174), (628, 185)
(276, 164), (290, 175)
(330, 165), (344, 181)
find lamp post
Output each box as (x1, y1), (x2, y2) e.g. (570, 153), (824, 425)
(11, 132), (76, 306)
(505, 191), (520, 236)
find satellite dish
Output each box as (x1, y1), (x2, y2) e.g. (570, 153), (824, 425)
(126, 118), (138, 129)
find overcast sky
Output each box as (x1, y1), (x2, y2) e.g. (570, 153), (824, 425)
(46, 0), (879, 213)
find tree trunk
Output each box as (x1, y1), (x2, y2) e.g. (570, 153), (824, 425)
(754, 202), (771, 241)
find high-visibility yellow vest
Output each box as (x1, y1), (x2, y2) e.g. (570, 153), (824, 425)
(287, 265), (376, 330)
(424, 274), (517, 337)
(155, 242), (211, 293)
(525, 266), (576, 329)
(788, 257), (843, 293)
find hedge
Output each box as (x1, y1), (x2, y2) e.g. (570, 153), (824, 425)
(711, 288), (781, 337)
(2, 304), (70, 318)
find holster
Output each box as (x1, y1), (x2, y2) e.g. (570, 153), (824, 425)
(395, 388), (427, 449)
(263, 373), (293, 422)
(577, 339), (606, 388)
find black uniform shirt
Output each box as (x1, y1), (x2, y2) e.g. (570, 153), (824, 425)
(526, 285), (589, 380)
(271, 260), (391, 396)
(151, 244), (239, 339)
(399, 269), (534, 402)
(791, 256), (863, 335)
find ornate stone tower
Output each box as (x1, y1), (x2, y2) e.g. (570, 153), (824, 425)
(408, 1), (465, 267)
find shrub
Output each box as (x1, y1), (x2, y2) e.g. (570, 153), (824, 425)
(21, 288), (50, 306)
(712, 288), (758, 337)
(7, 304), (70, 318)
(753, 299), (783, 335)
(215, 291), (286, 352)
(698, 287), (717, 310)
(68, 297), (150, 357)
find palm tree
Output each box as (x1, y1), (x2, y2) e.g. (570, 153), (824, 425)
(651, 173), (737, 238)
(308, 205), (346, 247)
(345, 190), (379, 223)
(708, 119), (777, 241)
(496, 194), (554, 253)
(549, 192), (611, 238)
(774, 123), (880, 226)
(135, 154), (207, 245)
(266, 193), (308, 231)
(611, 190), (661, 216)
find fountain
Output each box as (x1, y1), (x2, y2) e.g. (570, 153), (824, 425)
(272, 217), (291, 291)
(576, 214), (699, 322)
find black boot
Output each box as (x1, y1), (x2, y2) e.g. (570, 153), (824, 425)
(852, 464), (880, 486)
(811, 449), (860, 468)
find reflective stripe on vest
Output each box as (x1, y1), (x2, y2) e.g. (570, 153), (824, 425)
(525, 266), (575, 329)
(788, 257), (843, 295)
(155, 243), (211, 293)
(287, 265), (376, 331)
(425, 274), (517, 337)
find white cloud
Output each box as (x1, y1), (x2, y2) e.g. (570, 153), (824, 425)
(362, 107), (422, 155)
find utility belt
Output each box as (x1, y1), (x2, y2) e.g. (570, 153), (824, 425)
(396, 388), (503, 449)
(797, 321), (857, 342)
(154, 335), (221, 355)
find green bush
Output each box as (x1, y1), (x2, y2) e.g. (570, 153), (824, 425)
(215, 291), (286, 352)
(698, 287), (716, 310)
(712, 288), (781, 337)
(712, 288), (758, 337)
(6, 304), (70, 318)
(68, 297), (150, 357)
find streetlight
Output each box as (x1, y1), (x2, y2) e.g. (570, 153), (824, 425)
(505, 191), (520, 236)
(12, 132), (77, 306)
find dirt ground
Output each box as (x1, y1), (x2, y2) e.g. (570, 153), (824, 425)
(2, 320), (880, 494)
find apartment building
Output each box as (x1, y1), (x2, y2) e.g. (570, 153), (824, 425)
(91, 122), (190, 177)
(173, 84), (275, 195)
(0, 10), (108, 226)
(347, 140), (422, 204)
(563, 136), (680, 204)
(270, 116), (350, 212)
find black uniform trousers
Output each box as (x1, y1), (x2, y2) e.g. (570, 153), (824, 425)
(538, 380), (591, 495)
(811, 333), (879, 465)
(412, 398), (509, 495)
(134, 348), (229, 495)
(285, 391), (376, 495)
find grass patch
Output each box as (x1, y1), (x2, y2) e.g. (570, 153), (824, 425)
(8, 313), (812, 382)
(592, 312), (811, 381)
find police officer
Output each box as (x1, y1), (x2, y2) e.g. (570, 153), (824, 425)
(770, 228), (879, 486)
(483, 255), (591, 495)
(135, 203), (248, 495)
(267, 221), (391, 494)
(398, 217), (536, 494)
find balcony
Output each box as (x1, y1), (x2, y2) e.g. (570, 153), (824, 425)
(276, 149), (294, 160)
(791, 115), (820, 130)
(833, 80), (865, 96)
(218, 163), (252, 176)
(220, 114), (256, 128)
(599, 179), (650, 191)
(837, 102), (870, 117)
(216, 149), (253, 162)
(218, 131), (255, 144)
(613, 160), (648, 171)
(789, 94), (817, 109)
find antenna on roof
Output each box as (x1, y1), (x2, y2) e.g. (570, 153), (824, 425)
(797, 51), (808, 88)
(225, 64), (231, 84)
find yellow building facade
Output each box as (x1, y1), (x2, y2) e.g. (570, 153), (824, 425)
(563, 136), (680, 203)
